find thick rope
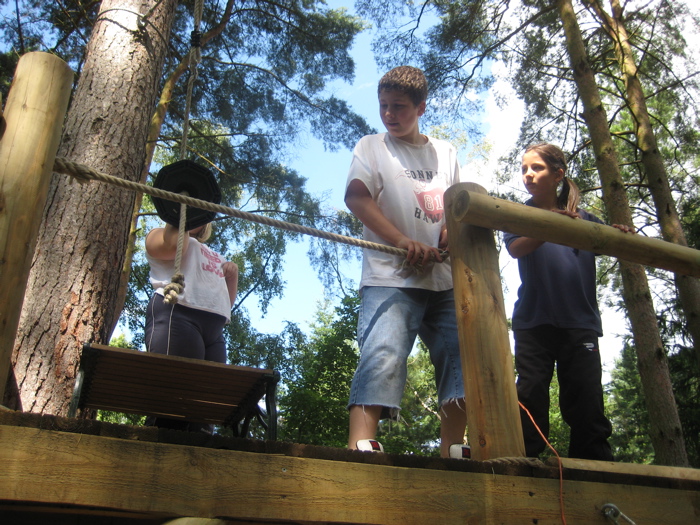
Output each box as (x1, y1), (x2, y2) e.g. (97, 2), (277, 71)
(162, 200), (187, 304)
(167, 0), (203, 299)
(480, 456), (545, 467)
(53, 157), (448, 263)
(179, 10), (203, 160)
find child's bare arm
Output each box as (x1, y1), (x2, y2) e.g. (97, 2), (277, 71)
(506, 236), (545, 259)
(145, 224), (189, 261)
(222, 261), (238, 306)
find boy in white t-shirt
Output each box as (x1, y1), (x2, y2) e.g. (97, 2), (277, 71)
(345, 66), (468, 458)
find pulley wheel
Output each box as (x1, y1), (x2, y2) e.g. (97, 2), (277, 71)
(152, 159), (221, 230)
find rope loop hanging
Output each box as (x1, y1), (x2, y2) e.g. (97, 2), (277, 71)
(164, 0), (206, 303)
(179, 0), (204, 160)
(162, 199), (188, 304)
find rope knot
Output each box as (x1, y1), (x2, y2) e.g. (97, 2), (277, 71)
(163, 273), (185, 304)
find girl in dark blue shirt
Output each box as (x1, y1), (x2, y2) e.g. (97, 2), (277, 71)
(504, 143), (632, 461)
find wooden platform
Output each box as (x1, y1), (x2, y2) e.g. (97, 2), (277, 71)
(1, 410), (699, 524)
(68, 343), (279, 438)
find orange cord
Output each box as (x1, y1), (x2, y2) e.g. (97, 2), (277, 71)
(519, 401), (567, 525)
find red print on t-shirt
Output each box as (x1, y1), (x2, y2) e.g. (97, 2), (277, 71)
(414, 187), (445, 222)
(200, 245), (224, 277)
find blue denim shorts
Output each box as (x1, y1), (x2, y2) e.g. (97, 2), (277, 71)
(348, 286), (465, 420)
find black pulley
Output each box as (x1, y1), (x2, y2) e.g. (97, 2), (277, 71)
(152, 159), (221, 230)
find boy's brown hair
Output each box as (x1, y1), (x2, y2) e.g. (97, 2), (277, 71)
(377, 66), (428, 106)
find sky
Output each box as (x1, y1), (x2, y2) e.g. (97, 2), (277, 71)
(242, 5), (631, 377)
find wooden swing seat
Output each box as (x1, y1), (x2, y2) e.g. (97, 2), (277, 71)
(68, 343), (279, 439)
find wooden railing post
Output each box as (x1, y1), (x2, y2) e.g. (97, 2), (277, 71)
(0, 52), (73, 402)
(449, 185), (700, 278)
(446, 183), (525, 460)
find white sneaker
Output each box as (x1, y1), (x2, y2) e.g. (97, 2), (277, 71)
(449, 444), (471, 459)
(356, 439), (384, 453)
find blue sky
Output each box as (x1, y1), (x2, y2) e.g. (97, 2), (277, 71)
(243, 12), (470, 337)
(244, 22), (382, 335)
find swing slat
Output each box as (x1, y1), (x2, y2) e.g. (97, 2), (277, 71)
(68, 343), (279, 439)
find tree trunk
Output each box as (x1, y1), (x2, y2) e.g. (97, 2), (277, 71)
(556, 0), (688, 466)
(585, 0), (700, 371)
(5, 0), (179, 416)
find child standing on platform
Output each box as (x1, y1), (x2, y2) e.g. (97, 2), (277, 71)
(503, 143), (632, 460)
(344, 65), (468, 458)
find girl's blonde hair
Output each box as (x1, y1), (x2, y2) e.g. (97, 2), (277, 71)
(525, 143), (580, 214)
(193, 222), (213, 243)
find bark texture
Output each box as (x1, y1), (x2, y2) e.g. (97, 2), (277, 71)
(5, 0), (178, 416)
(586, 0), (700, 372)
(557, 0), (688, 466)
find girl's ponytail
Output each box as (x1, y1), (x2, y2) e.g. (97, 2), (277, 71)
(194, 222), (213, 243)
(559, 177), (580, 214)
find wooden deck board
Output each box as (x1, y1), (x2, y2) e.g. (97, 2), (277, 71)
(1, 419), (699, 525)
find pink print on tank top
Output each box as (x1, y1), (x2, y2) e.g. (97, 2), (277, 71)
(200, 245), (224, 277)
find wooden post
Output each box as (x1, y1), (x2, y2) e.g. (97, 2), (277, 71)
(449, 184), (700, 278)
(0, 52), (73, 402)
(445, 183), (525, 460)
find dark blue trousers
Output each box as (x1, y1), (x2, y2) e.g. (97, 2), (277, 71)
(515, 325), (613, 461)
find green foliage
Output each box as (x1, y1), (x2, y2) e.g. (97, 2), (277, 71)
(376, 343), (441, 456)
(667, 346), (700, 467)
(0, 1), (98, 73)
(607, 336), (700, 467)
(0, 50), (18, 102)
(96, 410), (147, 426)
(279, 294), (359, 447)
(608, 343), (657, 464)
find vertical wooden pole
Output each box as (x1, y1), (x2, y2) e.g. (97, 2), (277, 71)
(0, 52), (73, 402)
(445, 182), (525, 460)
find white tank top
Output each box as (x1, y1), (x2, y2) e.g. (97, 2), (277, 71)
(147, 237), (231, 321)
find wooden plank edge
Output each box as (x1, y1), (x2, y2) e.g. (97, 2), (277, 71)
(2, 423), (699, 524)
(548, 456), (700, 482)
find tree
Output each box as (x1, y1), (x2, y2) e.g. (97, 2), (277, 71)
(2, 0), (373, 416)
(6, 0), (179, 415)
(280, 295), (359, 447)
(608, 338), (700, 467)
(556, 0), (688, 466)
(583, 0), (700, 372)
(608, 342), (658, 464)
